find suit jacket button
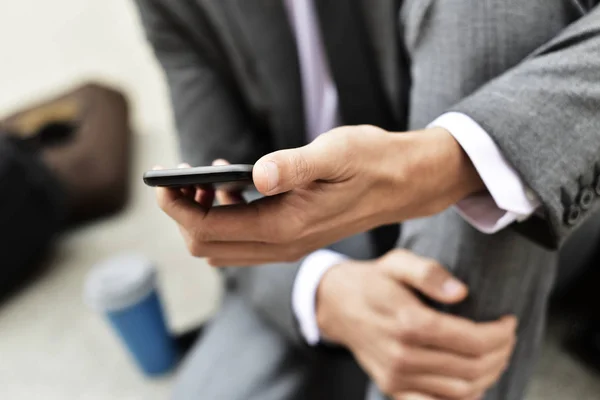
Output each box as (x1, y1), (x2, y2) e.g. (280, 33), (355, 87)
(564, 204), (582, 226)
(578, 187), (595, 210)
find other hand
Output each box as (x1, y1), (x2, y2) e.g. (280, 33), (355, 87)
(316, 249), (517, 400)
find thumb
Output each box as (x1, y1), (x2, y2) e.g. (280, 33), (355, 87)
(379, 249), (468, 304)
(253, 140), (338, 195)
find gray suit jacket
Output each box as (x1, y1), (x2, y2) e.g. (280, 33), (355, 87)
(136, 0), (600, 345)
(135, 0), (400, 346)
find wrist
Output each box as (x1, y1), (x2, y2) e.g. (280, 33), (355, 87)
(315, 261), (351, 345)
(385, 127), (485, 218)
(421, 127), (485, 201)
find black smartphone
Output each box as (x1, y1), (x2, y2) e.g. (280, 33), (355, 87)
(143, 164), (254, 190)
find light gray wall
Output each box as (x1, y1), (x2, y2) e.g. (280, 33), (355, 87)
(0, 0), (175, 136)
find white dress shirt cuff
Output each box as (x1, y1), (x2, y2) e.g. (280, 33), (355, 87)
(429, 112), (540, 233)
(292, 249), (348, 345)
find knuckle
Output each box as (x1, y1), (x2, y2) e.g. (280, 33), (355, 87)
(312, 129), (334, 144)
(393, 248), (410, 256)
(326, 127), (358, 153)
(206, 258), (221, 267)
(379, 248), (407, 264)
(389, 346), (410, 373)
(189, 224), (210, 242)
(465, 356), (487, 380)
(447, 380), (472, 399)
(471, 337), (488, 355)
(357, 124), (385, 135)
(422, 312), (439, 331)
(186, 238), (205, 258)
(421, 259), (446, 286)
(187, 243), (202, 258)
(156, 191), (169, 211)
(377, 373), (399, 395)
(423, 260), (441, 276)
(315, 128), (361, 177)
(292, 154), (313, 185)
(395, 307), (425, 341)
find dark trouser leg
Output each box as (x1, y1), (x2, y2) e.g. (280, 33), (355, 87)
(0, 136), (66, 298)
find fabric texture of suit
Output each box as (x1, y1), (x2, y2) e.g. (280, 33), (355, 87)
(135, 0), (600, 399)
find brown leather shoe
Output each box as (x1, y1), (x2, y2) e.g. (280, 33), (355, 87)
(1, 83), (132, 226)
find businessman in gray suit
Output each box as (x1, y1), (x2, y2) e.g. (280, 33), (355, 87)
(136, 0), (600, 399)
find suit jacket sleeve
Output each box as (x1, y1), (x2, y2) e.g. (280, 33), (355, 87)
(135, 0), (307, 345)
(134, 0), (270, 166)
(450, 4), (600, 249)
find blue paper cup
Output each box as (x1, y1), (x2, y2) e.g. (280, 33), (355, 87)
(84, 254), (177, 376)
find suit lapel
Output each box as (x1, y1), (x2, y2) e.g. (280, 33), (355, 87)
(199, 0), (306, 150)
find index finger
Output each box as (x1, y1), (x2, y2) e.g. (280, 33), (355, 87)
(156, 186), (208, 226)
(156, 185), (277, 242)
(415, 311), (517, 357)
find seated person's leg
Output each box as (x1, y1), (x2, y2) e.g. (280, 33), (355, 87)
(0, 135), (66, 297)
(174, 293), (368, 400)
(367, 209), (558, 400)
(0, 83), (131, 299)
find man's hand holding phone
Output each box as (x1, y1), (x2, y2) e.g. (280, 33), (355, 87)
(151, 125), (483, 266)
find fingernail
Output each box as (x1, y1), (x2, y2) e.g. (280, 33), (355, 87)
(212, 159), (227, 166)
(443, 279), (465, 297)
(178, 163), (190, 168)
(262, 161), (279, 192)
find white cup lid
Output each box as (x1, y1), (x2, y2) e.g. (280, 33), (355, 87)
(84, 254), (157, 312)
